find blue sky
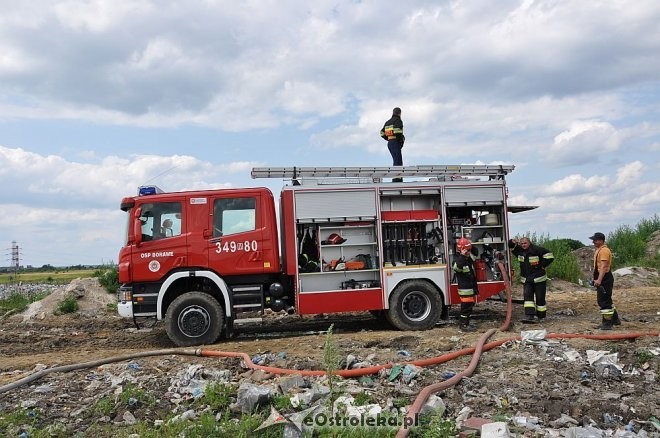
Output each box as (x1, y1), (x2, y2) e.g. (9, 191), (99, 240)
(1, 0), (659, 267)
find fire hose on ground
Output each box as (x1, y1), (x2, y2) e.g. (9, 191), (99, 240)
(0, 260), (658, 436)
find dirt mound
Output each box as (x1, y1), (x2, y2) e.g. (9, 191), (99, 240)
(573, 246), (595, 281)
(647, 230), (660, 258)
(13, 278), (115, 323)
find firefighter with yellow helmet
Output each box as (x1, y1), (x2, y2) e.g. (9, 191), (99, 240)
(453, 237), (478, 331)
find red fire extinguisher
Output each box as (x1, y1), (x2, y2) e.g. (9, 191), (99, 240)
(474, 259), (488, 282)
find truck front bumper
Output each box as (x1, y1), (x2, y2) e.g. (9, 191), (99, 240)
(117, 285), (134, 318)
(118, 301), (134, 318)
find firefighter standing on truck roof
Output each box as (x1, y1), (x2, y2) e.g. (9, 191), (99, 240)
(590, 232), (621, 330)
(508, 237), (554, 322)
(380, 107), (405, 182)
(453, 237), (478, 331)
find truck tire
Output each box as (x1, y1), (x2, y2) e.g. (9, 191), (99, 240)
(387, 280), (442, 331)
(165, 292), (224, 347)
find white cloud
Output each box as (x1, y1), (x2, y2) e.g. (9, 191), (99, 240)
(277, 81), (344, 117)
(54, 0), (154, 33)
(0, 145), (260, 207)
(615, 161), (645, 185)
(547, 121), (621, 166)
(543, 174), (609, 196)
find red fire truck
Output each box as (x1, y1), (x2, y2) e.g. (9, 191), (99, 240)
(117, 165), (526, 346)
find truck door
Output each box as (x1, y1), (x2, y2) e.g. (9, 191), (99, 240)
(207, 191), (266, 275)
(132, 200), (188, 282)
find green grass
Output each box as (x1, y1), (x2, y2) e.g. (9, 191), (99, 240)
(322, 324), (343, 409)
(118, 382), (157, 408)
(199, 381), (236, 411)
(410, 412), (458, 438)
(634, 349), (655, 368)
(90, 397), (115, 417)
(271, 394), (292, 412)
(0, 269), (97, 285)
(353, 392), (374, 406)
(0, 291), (50, 314)
(0, 397), (456, 438)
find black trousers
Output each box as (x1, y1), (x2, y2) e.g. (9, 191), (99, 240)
(460, 301), (475, 319)
(596, 272), (614, 314)
(523, 280), (547, 317)
(387, 140), (403, 166)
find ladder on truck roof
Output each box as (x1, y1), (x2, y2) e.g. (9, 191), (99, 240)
(251, 164), (515, 181)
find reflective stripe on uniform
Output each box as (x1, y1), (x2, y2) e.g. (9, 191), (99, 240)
(453, 263), (470, 273)
(459, 295), (476, 303)
(543, 252), (554, 260)
(533, 275), (547, 283)
(528, 256), (540, 265)
(536, 305), (547, 312)
(600, 308), (614, 316)
(381, 124), (402, 140)
(524, 301), (536, 309)
(458, 288), (475, 296)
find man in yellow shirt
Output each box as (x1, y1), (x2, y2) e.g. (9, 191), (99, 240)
(590, 232), (621, 330)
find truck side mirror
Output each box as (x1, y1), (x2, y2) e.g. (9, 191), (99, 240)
(133, 207), (143, 246)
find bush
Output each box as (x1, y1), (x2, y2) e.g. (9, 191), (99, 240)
(512, 233), (583, 283)
(541, 239), (583, 283)
(635, 214), (660, 241)
(56, 296), (79, 314)
(608, 215), (660, 269)
(549, 238), (584, 251)
(95, 267), (120, 294)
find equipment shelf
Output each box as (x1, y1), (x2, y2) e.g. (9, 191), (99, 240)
(299, 269), (379, 276)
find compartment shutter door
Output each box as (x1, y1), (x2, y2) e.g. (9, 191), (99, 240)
(445, 187), (504, 206)
(295, 190), (377, 221)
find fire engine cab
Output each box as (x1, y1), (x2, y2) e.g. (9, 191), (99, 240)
(117, 165), (521, 346)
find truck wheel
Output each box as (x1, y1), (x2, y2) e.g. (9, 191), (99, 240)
(165, 292), (224, 347)
(387, 280), (441, 331)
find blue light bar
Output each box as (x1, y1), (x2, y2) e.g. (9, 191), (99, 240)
(138, 185), (164, 196)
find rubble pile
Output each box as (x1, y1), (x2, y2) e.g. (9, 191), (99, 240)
(0, 328), (658, 437)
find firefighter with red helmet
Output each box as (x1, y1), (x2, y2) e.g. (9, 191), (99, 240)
(508, 237), (554, 322)
(453, 237), (478, 331)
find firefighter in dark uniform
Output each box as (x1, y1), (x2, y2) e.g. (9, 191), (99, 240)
(380, 107), (405, 182)
(590, 232), (621, 330)
(508, 237), (554, 322)
(453, 237), (478, 331)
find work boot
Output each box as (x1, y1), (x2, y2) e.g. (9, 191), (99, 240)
(522, 313), (536, 323)
(459, 323), (476, 332)
(612, 310), (622, 326)
(598, 317), (614, 330)
(536, 311), (546, 321)
(458, 318), (475, 332)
